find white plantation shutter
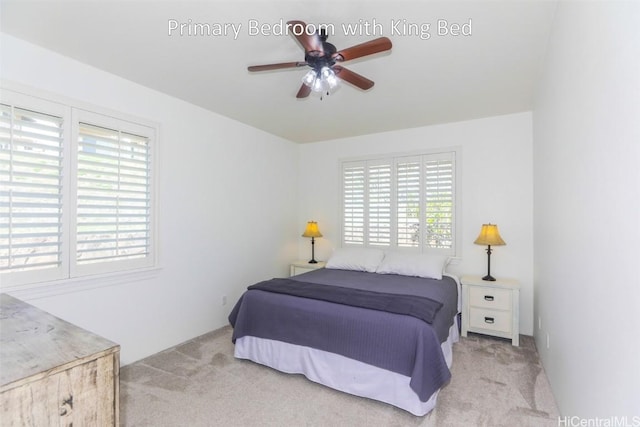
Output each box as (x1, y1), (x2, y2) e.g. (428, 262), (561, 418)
(341, 150), (457, 255)
(342, 163), (365, 245)
(367, 162), (391, 246)
(1, 88), (157, 291)
(0, 103), (66, 277)
(75, 122), (152, 271)
(424, 153), (454, 250)
(396, 158), (421, 248)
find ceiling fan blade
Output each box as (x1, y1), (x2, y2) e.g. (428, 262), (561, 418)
(333, 65), (374, 90)
(248, 62), (307, 72)
(287, 20), (324, 53)
(334, 37), (392, 62)
(296, 84), (311, 99)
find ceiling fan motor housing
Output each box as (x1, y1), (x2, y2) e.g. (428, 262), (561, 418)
(305, 41), (338, 72)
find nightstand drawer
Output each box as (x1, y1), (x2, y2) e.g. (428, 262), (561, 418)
(469, 308), (512, 333)
(469, 287), (511, 310)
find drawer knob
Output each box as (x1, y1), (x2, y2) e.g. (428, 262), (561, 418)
(484, 317), (495, 324)
(484, 295), (494, 301)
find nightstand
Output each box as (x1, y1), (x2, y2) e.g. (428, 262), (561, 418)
(290, 260), (326, 277)
(461, 275), (520, 346)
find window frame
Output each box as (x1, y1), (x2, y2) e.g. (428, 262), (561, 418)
(0, 86), (159, 295)
(1, 91), (71, 286)
(71, 109), (156, 278)
(340, 148), (461, 257)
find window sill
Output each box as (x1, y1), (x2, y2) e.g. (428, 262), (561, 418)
(1, 267), (162, 301)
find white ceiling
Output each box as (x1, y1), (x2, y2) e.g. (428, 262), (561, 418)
(1, 0), (557, 143)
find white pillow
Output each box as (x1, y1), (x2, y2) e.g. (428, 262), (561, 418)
(376, 251), (448, 280)
(325, 247), (385, 273)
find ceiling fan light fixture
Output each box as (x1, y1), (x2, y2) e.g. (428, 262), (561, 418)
(302, 66), (339, 94)
(302, 70), (316, 87)
(311, 75), (326, 92)
(321, 66), (339, 89)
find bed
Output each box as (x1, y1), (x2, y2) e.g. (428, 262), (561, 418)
(228, 249), (460, 416)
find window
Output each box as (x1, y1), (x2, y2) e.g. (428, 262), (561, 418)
(367, 162), (392, 246)
(342, 164), (365, 245)
(341, 150), (457, 255)
(0, 102), (66, 279)
(73, 111), (154, 277)
(0, 89), (157, 289)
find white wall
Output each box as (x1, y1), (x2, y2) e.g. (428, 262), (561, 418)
(1, 34), (299, 364)
(297, 113), (535, 335)
(533, 1), (640, 417)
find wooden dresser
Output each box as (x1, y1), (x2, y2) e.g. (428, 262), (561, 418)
(0, 293), (120, 426)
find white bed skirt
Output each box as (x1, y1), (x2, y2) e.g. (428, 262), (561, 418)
(234, 316), (459, 416)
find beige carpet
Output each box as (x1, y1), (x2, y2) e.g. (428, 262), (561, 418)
(120, 326), (559, 426)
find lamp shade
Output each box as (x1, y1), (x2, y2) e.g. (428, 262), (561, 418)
(302, 221), (323, 238)
(474, 224), (506, 246)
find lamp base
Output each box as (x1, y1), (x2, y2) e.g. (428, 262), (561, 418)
(308, 259), (318, 264)
(482, 274), (496, 281)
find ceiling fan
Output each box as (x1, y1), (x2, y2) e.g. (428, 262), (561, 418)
(247, 20), (392, 98)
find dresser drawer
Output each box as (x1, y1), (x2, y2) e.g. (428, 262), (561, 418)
(469, 287), (511, 310)
(469, 308), (512, 334)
